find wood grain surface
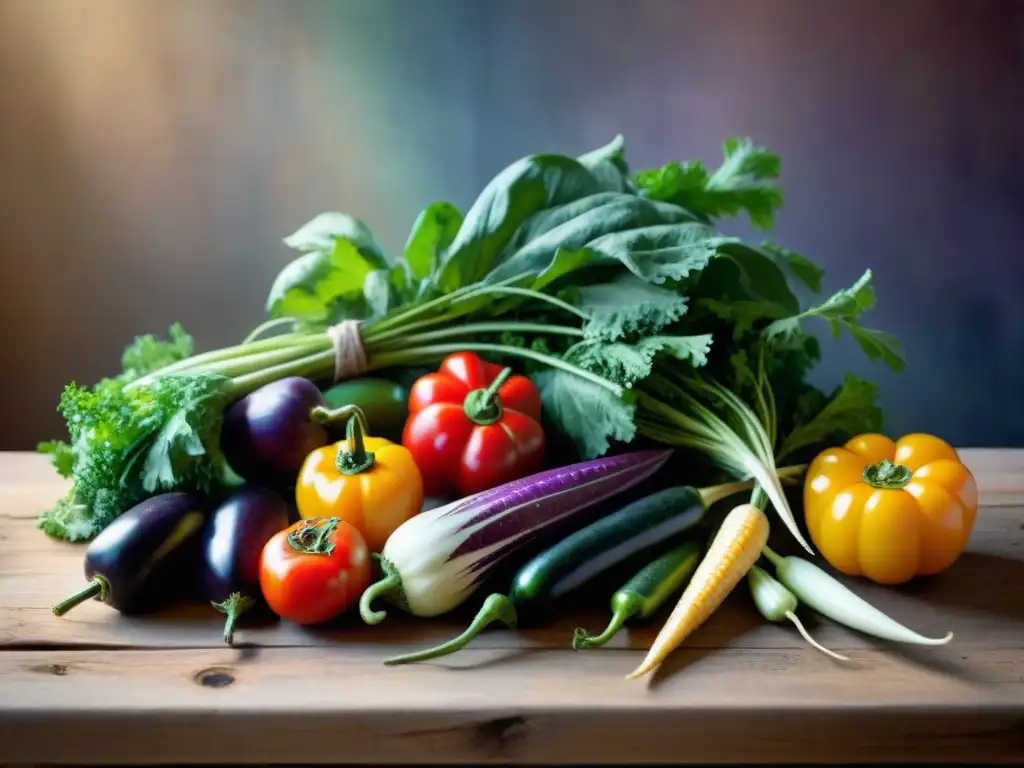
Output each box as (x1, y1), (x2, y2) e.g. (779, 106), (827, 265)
(1, 450), (1022, 764)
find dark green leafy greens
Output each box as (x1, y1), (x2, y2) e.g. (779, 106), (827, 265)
(39, 135), (903, 549)
(634, 137), (783, 230)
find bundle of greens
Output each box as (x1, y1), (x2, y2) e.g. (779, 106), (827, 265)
(38, 134), (902, 547)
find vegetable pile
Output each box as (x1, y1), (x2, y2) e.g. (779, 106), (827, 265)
(39, 134), (900, 545)
(40, 134), (977, 678)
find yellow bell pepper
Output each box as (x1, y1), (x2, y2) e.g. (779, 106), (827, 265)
(803, 433), (978, 585)
(296, 407), (423, 553)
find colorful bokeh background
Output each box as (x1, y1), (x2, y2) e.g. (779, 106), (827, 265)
(0, 0), (1021, 449)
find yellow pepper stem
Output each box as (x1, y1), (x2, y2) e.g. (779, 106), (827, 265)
(862, 458), (911, 489)
(328, 406), (376, 475)
(310, 402), (365, 427)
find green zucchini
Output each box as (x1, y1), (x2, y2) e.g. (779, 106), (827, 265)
(509, 485), (708, 614)
(572, 539), (703, 650)
(321, 378), (408, 441)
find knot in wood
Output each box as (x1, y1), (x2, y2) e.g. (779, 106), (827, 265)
(194, 666), (235, 688)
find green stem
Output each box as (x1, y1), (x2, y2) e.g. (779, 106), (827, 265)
(368, 322), (584, 352)
(863, 458), (912, 489)
(52, 577), (108, 616)
(454, 285), (590, 320)
(211, 592), (256, 645)
(382, 594), (518, 665)
(309, 403), (367, 428)
(362, 288), (470, 336)
(187, 342), (329, 379)
(364, 274), (529, 337)
(762, 545), (784, 568)
(229, 349), (336, 396)
(287, 518), (340, 555)
(462, 367), (512, 426)
(698, 477), (757, 507)
(362, 311), (465, 345)
(242, 317), (301, 343)
(370, 343), (623, 396)
(359, 556), (403, 625)
(572, 593), (641, 650)
(335, 408), (375, 474)
(129, 333), (317, 387)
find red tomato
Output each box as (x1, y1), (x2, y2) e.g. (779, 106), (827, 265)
(402, 352), (545, 497)
(258, 517), (371, 625)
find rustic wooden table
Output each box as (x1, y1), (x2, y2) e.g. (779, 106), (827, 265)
(1, 450), (1022, 765)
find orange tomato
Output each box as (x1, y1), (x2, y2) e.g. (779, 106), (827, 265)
(259, 517), (372, 625)
(803, 433), (978, 585)
(296, 411), (423, 553)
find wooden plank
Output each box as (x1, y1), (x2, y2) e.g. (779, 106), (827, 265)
(1, 450), (1023, 765)
(0, 646), (1021, 765)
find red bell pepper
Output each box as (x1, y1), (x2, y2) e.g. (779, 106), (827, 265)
(402, 352), (545, 497)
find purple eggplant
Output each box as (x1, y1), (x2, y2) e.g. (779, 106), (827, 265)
(220, 377), (337, 484)
(52, 492), (208, 617)
(359, 449), (673, 625)
(200, 486), (291, 644)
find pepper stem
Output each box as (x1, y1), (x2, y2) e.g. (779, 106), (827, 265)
(462, 367), (514, 426)
(382, 593), (518, 665)
(287, 518), (340, 555)
(359, 556), (403, 625)
(761, 545), (784, 569)
(52, 576), (109, 617)
(212, 592), (256, 646)
(863, 458), (912, 490)
(572, 592), (643, 650)
(309, 402), (364, 427)
(335, 407), (375, 475)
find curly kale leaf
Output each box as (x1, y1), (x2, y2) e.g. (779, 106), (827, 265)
(634, 138), (783, 230)
(38, 373), (231, 542)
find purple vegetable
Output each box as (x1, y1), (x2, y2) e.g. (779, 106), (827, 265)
(358, 449), (672, 624)
(220, 377), (342, 484)
(200, 487), (291, 645)
(52, 492), (208, 617)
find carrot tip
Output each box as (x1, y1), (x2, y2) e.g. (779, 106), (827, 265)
(624, 665), (652, 680)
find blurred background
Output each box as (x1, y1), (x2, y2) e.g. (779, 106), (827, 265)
(0, 0), (1021, 450)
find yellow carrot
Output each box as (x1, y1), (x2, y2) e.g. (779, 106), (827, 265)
(626, 502), (770, 680)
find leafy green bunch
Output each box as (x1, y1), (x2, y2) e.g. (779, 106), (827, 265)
(38, 325), (233, 540)
(261, 134), (903, 551)
(38, 134), (902, 549)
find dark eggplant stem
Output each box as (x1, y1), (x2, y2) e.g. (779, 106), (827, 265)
(287, 518), (340, 556)
(52, 576), (109, 617)
(212, 592), (256, 645)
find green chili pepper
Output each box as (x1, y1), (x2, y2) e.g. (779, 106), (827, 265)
(572, 540), (703, 650)
(747, 564), (848, 661)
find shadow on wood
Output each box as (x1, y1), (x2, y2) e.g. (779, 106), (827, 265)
(899, 552), (1024, 624)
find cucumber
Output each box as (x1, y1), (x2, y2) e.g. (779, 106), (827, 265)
(509, 485), (707, 616)
(321, 378), (408, 442)
(572, 540), (703, 650)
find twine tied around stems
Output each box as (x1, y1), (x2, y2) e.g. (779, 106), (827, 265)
(327, 320), (368, 382)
